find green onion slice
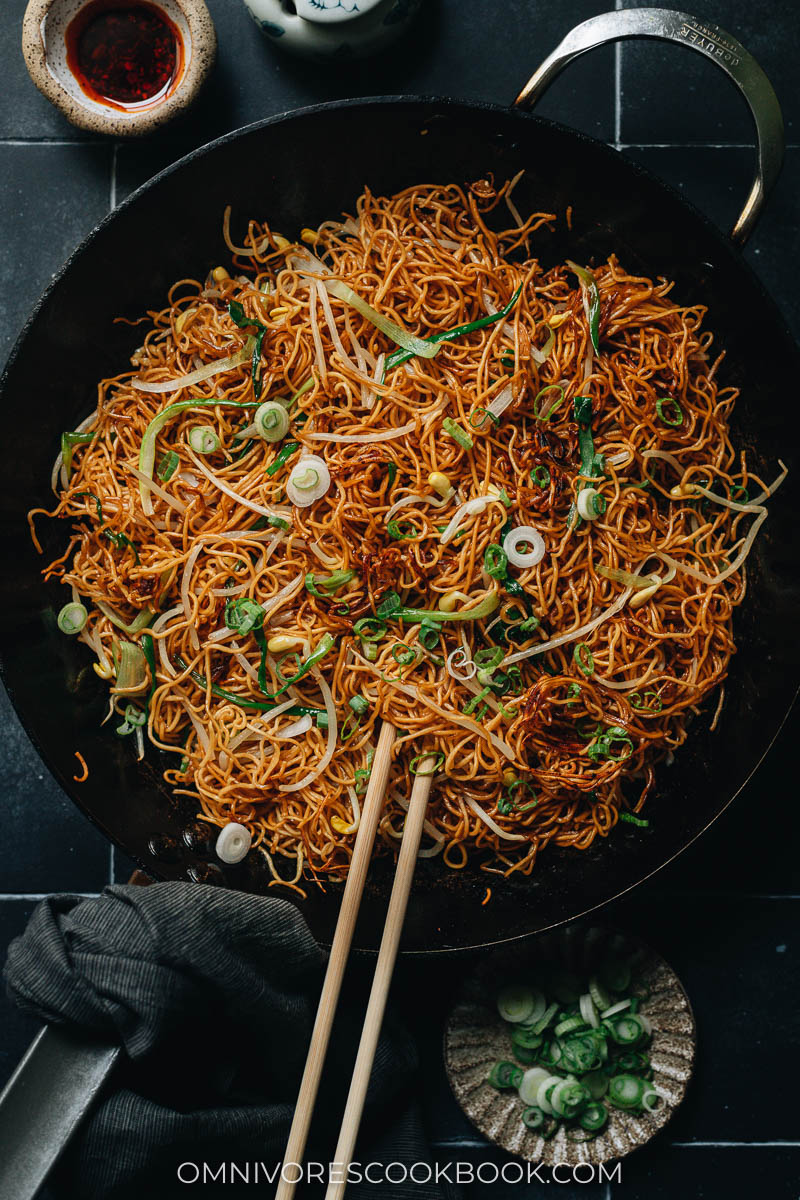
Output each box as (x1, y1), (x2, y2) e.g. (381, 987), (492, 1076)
(353, 617), (386, 642)
(188, 425), (220, 455)
(656, 396), (684, 427)
(61, 431), (96, 481)
(305, 569), (356, 596)
(157, 450), (180, 481)
(57, 601), (87, 635)
(228, 301), (267, 397)
(573, 642), (595, 677)
(532, 384), (565, 422)
(384, 284), (523, 373)
(409, 751), (444, 776)
(391, 644), (416, 666)
(375, 588), (499, 624)
(484, 543), (508, 581)
(254, 400), (290, 443)
(530, 465), (551, 489)
(566, 260), (601, 354)
(138, 398), (261, 515)
(442, 417), (473, 450)
(387, 519), (415, 540)
(319, 274), (440, 360)
(73, 490), (103, 523)
(266, 441), (300, 477)
(115, 640), (148, 692)
(224, 597), (264, 635)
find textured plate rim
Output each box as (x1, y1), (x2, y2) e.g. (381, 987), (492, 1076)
(443, 928), (697, 1166)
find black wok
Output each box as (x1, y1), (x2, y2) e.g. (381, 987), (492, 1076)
(1, 10), (797, 952)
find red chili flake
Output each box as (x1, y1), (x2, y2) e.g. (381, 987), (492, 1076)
(66, 1), (182, 110)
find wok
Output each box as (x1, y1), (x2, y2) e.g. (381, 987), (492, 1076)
(1, 9), (797, 952)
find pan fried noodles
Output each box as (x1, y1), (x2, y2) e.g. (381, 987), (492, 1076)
(32, 178), (785, 889)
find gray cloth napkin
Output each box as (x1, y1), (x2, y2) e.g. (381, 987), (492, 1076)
(4, 882), (457, 1199)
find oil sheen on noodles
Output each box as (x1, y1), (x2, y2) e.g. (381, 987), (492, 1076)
(31, 178), (784, 892)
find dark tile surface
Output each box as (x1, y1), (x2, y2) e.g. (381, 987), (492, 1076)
(619, 0), (799, 145)
(623, 145), (800, 343)
(638, 701), (800, 896)
(400, 898), (798, 1148)
(115, 0), (616, 205)
(1, 0), (798, 1194)
(0, 142), (111, 362)
(611, 1145), (800, 1200)
(0, 0), (99, 140)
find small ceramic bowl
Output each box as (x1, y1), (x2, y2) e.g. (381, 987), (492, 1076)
(445, 925), (696, 1168)
(22, 0), (216, 137)
(244, 0), (422, 60)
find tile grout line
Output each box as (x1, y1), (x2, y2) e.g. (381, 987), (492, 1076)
(109, 142), (119, 211)
(108, 844), (116, 886)
(1, 889), (797, 900)
(0, 894), (101, 902)
(614, 0), (623, 151)
(428, 1137), (800, 1149)
(673, 1141), (800, 1148)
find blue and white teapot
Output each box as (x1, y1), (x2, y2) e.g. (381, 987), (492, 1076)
(243, 0), (422, 59)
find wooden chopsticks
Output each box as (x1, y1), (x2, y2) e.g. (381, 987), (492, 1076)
(275, 740), (435, 1200)
(274, 720), (397, 1200)
(324, 757), (435, 1200)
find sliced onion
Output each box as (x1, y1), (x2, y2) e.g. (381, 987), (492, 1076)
(529, 327), (555, 365)
(504, 168), (525, 228)
(446, 645), (477, 681)
(391, 789), (444, 856)
(308, 540), (339, 568)
(222, 205), (269, 256)
(276, 714), (313, 739)
(504, 588), (633, 667)
(292, 251), (439, 360)
(464, 795), (527, 842)
(504, 525), (545, 568)
(178, 696), (210, 755)
(287, 454), (331, 506)
(484, 382), (515, 423)
(598, 565), (660, 589)
(439, 497), (490, 545)
(132, 346), (250, 394)
(229, 698), (297, 750)
(315, 279), (356, 371)
(125, 464), (187, 515)
(279, 670), (337, 792)
(215, 821), (252, 864)
(385, 490), (453, 524)
(365, 352), (385, 409)
(308, 418), (418, 444)
(355, 653), (515, 761)
(186, 446), (289, 519)
(151, 605), (185, 678)
(261, 572), (306, 619)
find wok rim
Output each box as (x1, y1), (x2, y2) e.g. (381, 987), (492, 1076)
(1, 93), (798, 953)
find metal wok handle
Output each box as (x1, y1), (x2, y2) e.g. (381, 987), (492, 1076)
(513, 8), (784, 245)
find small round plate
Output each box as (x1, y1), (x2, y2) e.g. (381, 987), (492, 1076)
(444, 926), (696, 1166)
